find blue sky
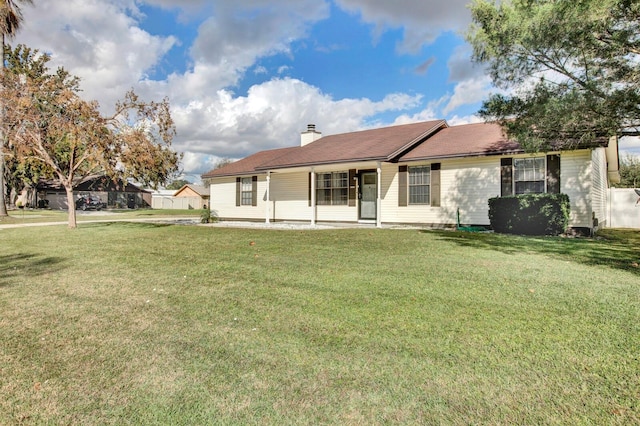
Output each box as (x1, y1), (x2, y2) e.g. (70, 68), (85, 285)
(13, 0), (638, 183)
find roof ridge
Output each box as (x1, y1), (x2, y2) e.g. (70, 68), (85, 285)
(385, 120), (448, 162)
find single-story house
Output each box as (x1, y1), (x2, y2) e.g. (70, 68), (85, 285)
(150, 185), (210, 209)
(201, 120), (620, 233)
(36, 176), (152, 210)
(173, 184), (210, 209)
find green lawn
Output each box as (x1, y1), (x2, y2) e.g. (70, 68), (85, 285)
(1, 223), (639, 424)
(0, 208), (201, 225)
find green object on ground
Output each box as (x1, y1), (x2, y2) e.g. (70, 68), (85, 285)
(456, 208), (488, 232)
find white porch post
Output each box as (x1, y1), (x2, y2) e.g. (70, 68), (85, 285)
(311, 167), (316, 226)
(376, 162), (382, 228)
(265, 171), (271, 224)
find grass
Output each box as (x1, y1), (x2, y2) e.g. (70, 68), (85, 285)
(0, 208), (201, 225)
(1, 223), (639, 424)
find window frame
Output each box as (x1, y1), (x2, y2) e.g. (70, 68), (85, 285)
(408, 165), (431, 205)
(316, 171), (348, 206)
(240, 176), (253, 206)
(513, 157), (546, 195)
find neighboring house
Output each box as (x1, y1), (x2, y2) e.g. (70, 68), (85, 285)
(173, 184), (210, 209)
(36, 176), (151, 210)
(150, 185), (210, 209)
(201, 121), (620, 233)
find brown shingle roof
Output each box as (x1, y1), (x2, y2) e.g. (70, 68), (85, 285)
(256, 120), (447, 170)
(173, 184), (210, 197)
(201, 146), (299, 178)
(200, 121), (528, 179)
(399, 122), (522, 162)
(36, 175), (151, 192)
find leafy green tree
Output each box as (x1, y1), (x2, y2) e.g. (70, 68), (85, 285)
(467, 0), (640, 152)
(2, 45), (181, 228)
(617, 154), (640, 188)
(166, 179), (191, 190)
(202, 158), (234, 187)
(213, 157), (233, 170)
(0, 0), (32, 216)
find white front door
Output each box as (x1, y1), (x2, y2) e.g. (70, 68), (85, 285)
(359, 172), (377, 220)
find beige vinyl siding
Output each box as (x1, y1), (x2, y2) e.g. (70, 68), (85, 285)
(209, 171), (359, 223)
(382, 158), (500, 226)
(316, 205), (358, 222)
(210, 176), (266, 220)
(209, 150), (599, 229)
(209, 178), (238, 219)
(270, 172), (312, 221)
(560, 150), (593, 229)
(590, 147), (608, 228)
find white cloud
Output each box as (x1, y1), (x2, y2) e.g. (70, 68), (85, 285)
(16, 0), (331, 109)
(443, 75), (493, 115)
(188, 1), (328, 84)
(170, 77), (424, 175)
(619, 136), (640, 158)
(334, 0), (472, 53)
(447, 114), (484, 126)
(390, 95), (446, 125)
(12, 0), (480, 181)
(17, 0), (177, 112)
(254, 66), (268, 75)
(438, 44), (505, 117)
(447, 44), (486, 83)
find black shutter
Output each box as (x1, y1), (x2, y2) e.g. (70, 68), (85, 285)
(235, 177), (241, 206)
(501, 158), (513, 197)
(308, 173), (312, 207)
(547, 154), (560, 194)
(251, 176), (258, 206)
(430, 163), (441, 207)
(398, 165), (408, 207)
(348, 169), (356, 207)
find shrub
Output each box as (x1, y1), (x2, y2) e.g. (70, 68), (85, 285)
(489, 193), (570, 235)
(200, 208), (219, 224)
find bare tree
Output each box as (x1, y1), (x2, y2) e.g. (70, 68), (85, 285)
(0, 0), (32, 216)
(3, 46), (181, 228)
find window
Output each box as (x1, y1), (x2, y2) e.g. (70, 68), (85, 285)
(241, 177), (253, 205)
(316, 172), (348, 205)
(409, 166), (430, 204)
(514, 157), (545, 194)
(501, 155), (560, 197)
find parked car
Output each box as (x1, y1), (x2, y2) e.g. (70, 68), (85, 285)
(75, 195), (104, 211)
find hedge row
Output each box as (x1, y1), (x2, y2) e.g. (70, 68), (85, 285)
(488, 193), (570, 235)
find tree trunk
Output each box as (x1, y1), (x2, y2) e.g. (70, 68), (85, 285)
(0, 147), (6, 216)
(65, 184), (77, 228)
(0, 34), (7, 217)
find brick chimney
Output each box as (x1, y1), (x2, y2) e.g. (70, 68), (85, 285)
(301, 124), (322, 146)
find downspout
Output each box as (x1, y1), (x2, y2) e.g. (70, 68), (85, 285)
(376, 162), (382, 228)
(265, 171), (271, 224)
(311, 167), (316, 226)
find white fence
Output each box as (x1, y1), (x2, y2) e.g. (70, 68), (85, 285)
(607, 188), (640, 228)
(151, 195), (205, 210)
